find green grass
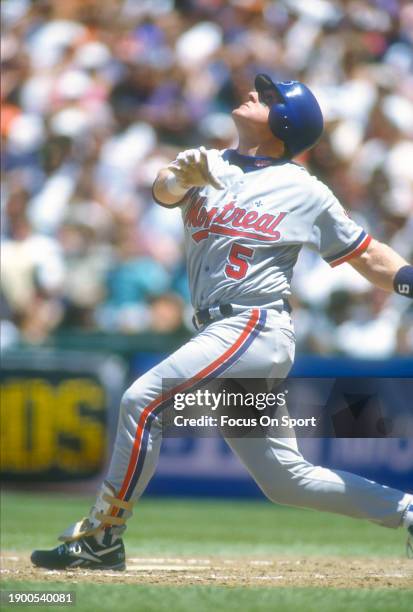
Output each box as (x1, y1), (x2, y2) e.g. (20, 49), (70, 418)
(0, 582), (412, 612)
(0, 490), (407, 557)
(1, 491), (411, 612)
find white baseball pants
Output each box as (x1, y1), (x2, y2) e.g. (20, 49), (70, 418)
(105, 308), (412, 529)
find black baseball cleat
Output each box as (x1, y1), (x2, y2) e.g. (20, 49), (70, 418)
(31, 536), (126, 571)
(407, 525), (413, 559)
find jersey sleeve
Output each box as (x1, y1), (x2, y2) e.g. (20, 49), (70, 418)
(309, 189), (371, 267)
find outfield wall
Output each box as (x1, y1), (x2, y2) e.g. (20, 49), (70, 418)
(1, 347), (412, 495)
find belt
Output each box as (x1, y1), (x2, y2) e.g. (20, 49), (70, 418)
(193, 300), (291, 330)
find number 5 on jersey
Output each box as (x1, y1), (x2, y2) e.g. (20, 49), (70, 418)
(225, 243), (254, 280)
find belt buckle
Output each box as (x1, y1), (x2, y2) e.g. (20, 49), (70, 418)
(208, 306), (221, 321)
(194, 304), (233, 330)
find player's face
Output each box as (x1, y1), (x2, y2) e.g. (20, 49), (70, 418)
(232, 90), (271, 127)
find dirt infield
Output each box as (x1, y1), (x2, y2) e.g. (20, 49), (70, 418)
(1, 553), (412, 589)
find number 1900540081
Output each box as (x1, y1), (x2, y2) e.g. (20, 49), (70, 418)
(1, 591), (76, 605)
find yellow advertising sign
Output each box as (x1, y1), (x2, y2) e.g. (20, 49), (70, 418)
(0, 377), (106, 477)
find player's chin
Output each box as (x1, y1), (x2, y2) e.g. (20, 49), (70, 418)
(231, 107), (248, 124)
(232, 106), (247, 117)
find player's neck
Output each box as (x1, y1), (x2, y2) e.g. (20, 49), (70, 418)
(236, 140), (285, 159)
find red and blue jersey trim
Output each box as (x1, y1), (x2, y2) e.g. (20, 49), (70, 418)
(325, 230), (372, 268)
(114, 308), (267, 506)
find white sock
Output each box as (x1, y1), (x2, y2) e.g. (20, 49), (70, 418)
(402, 502), (413, 529)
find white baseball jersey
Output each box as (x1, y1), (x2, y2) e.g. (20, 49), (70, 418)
(179, 148), (371, 311)
(86, 147), (411, 545)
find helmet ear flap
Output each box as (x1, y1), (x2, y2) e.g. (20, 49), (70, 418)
(268, 103), (291, 155)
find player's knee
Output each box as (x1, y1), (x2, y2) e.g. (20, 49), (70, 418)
(120, 385), (145, 417)
(120, 374), (162, 422)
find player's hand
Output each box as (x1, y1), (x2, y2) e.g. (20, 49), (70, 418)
(167, 147), (225, 190)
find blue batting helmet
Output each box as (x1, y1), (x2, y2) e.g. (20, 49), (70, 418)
(255, 74), (324, 158)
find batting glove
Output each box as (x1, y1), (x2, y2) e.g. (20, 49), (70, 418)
(168, 146), (225, 190)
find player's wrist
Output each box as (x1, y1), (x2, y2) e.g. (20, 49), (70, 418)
(164, 172), (190, 197)
(393, 265), (413, 298)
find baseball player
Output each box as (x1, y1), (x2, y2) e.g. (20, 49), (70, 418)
(32, 74), (413, 570)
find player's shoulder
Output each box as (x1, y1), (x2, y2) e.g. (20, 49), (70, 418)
(275, 161), (312, 180)
(278, 161), (318, 183)
(268, 162), (341, 216)
(286, 163), (337, 203)
(269, 161), (327, 192)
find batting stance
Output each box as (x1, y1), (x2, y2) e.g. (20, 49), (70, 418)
(32, 74), (413, 570)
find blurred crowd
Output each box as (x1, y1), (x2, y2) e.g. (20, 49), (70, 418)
(1, 0), (412, 357)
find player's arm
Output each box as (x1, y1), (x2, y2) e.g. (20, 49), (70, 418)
(349, 238), (413, 297)
(153, 147), (224, 208)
